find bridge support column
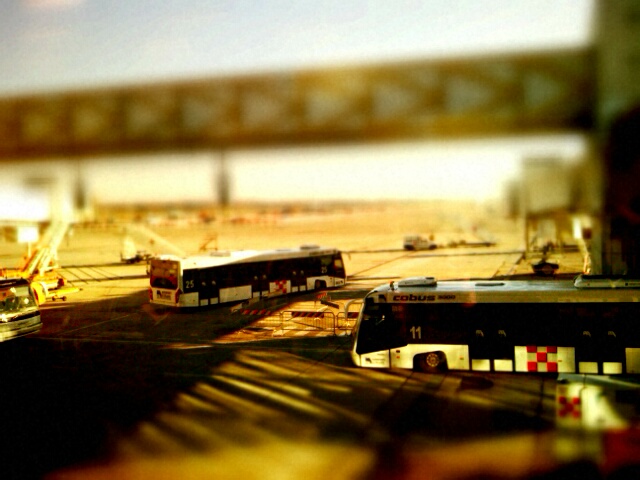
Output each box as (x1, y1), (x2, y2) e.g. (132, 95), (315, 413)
(593, 0), (640, 275)
(216, 150), (231, 207)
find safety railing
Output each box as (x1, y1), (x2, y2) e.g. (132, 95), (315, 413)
(279, 309), (335, 333)
(240, 297), (363, 336)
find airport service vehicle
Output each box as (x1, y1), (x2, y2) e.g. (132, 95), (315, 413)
(2, 221), (76, 303)
(121, 250), (152, 264)
(149, 245), (346, 307)
(403, 235), (437, 251)
(0, 278), (42, 342)
(120, 236), (152, 264)
(351, 275), (640, 375)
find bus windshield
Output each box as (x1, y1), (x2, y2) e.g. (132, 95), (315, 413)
(331, 255), (345, 276)
(355, 299), (407, 354)
(149, 259), (179, 290)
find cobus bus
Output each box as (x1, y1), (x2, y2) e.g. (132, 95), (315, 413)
(351, 275), (640, 375)
(0, 278), (42, 342)
(149, 245), (346, 308)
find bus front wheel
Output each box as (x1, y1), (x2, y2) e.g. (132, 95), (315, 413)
(416, 351), (446, 373)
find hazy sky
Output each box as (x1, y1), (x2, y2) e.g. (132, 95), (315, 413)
(1, 0), (595, 212)
(1, 0), (594, 94)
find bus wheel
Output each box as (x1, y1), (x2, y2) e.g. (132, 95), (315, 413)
(314, 280), (327, 289)
(416, 352), (446, 373)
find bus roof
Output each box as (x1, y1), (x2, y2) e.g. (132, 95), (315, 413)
(368, 276), (640, 303)
(152, 245), (341, 270)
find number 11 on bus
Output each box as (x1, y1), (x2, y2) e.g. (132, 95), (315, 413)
(351, 276), (640, 375)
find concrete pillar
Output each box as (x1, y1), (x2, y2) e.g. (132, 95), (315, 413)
(594, 0), (640, 275)
(216, 150), (231, 207)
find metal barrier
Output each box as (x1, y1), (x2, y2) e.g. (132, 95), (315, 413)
(335, 311), (357, 335)
(242, 298), (363, 336)
(279, 309), (336, 333)
(336, 299), (363, 335)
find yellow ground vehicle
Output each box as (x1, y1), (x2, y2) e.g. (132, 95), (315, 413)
(1, 221), (77, 303)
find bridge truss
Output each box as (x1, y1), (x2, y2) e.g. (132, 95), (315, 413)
(0, 48), (593, 160)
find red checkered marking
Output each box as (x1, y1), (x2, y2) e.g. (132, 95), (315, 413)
(272, 280), (288, 294)
(557, 394), (581, 418)
(526, 346), (558, 372)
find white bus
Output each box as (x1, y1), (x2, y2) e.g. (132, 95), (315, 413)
(350, 275), (640, 375)
(0, 278), (42, 342)
(149, 245), (346, 308)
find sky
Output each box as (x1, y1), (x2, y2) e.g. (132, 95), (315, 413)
(1, 0), (596, 216)
(1, 0), (594, 94)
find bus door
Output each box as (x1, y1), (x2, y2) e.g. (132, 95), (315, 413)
(574, 304), (625, 374)
(469, 305), (515, 372)
(218, 264), (252, 303)
(250, 271), (267, 299)
(296, 257), (313, 292)
(599, 305), (625, 374)
(474, 327), (514, 372)
(470, 327), (490, 371)
(291, 268), (305, 293)
(252, 262), (268, 298)
(200, 268), (220, 306)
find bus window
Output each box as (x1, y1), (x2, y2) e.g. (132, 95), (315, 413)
(272, 260), (294, 280)
(149, 259), (179, 290)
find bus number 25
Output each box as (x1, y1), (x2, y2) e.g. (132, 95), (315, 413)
(410, 326), (422, 339)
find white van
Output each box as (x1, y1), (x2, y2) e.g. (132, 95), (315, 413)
(403, 235), (437, 251)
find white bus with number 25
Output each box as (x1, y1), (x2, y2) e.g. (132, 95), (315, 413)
(149, 245), (346, 308)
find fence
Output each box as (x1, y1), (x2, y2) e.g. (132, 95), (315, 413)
(240, 298), (363, 336)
